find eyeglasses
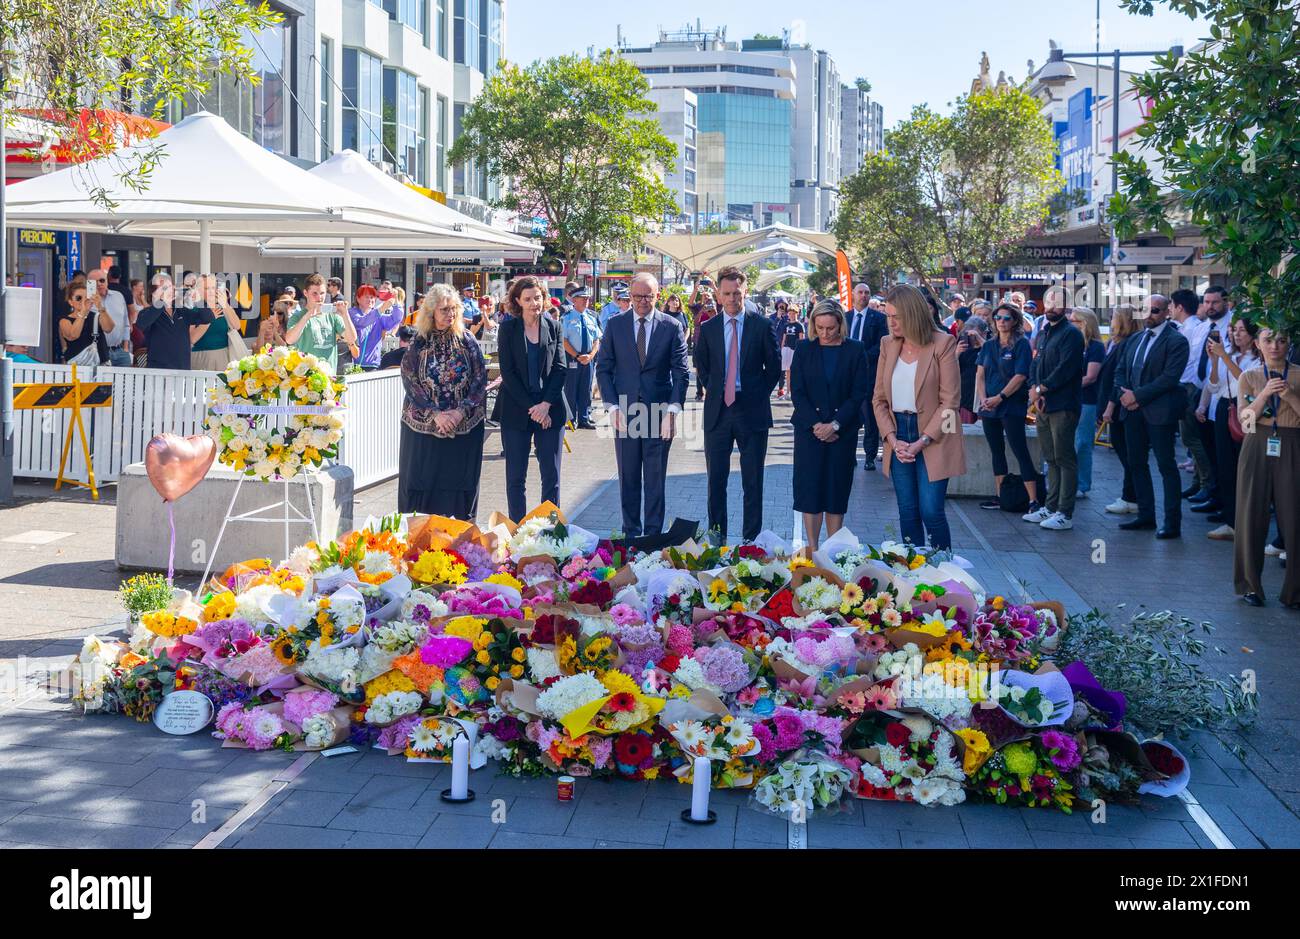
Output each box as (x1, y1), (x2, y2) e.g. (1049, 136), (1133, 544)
(630, 293), (655, 300)
(994, 315), (1015, 322)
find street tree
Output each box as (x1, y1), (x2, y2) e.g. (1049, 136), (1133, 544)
(447, 52), (677, 274)
(1110, 0), (1300, 334)
(0, 0), (283, 203)
(837, 88), (1063, 287)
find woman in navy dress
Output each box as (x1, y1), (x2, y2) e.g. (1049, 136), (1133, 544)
(790, 299), (872, 550)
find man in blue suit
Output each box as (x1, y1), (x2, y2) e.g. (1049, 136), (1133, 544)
(693, 266), (782, 543)
(846, 282), (889, 470)
(595, 273), (690, 537)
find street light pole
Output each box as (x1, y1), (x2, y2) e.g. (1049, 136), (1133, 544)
(1047, 44), (1182, 310)
(0, 66), (15, 506)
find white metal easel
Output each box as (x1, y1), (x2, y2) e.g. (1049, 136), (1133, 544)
(198, 472), (321, 589)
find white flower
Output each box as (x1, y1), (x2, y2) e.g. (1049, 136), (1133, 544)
(409, 722), (439, 752)
(253, 711), (284, 740)
(526, 647), (561, 682)
(794, 576), (842, 611)
(302, 713), (335, 749)
(671, 720), (710, 755)
(671, 657), (724, 697)
(723, 718), (755, 750)
(535, 672), (606, 721)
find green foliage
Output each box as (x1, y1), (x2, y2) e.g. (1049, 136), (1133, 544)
(1055, 608), (1258, 743)
(854, 77), (872, 94)
(118, 573), (173, 618)
(447, 52), (677, 271)
(1110, 0), (1300, 334)
(837, 87), (1063, 283)
(0, 0), (282, 204)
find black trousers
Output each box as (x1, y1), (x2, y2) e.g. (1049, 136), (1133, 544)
(615, 433), (672, 538)
(1126, 415), (1181, 530)
(704, 404), (769, 542)
(1110, 417), (1138, 503)
(860, 400), (881, 464)
(982, 415), (1037, 480)
(1213, 398), (1241, 523)
(501, 422), (564, 523)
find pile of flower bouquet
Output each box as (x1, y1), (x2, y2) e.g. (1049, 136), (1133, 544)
(74, 504), (1191, 819)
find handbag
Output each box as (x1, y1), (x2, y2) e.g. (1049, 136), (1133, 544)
(68, 313), (106, 367)
(227, 327), (251, 360)
(1228, 401), (1245, 443)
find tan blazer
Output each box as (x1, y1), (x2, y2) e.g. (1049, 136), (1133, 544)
(872, 330), (967, 481)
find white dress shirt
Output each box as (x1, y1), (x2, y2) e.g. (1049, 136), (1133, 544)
(1176, 315), (1212, 385)
(607, 311), (682, 415)
(100, 290), (131, 349)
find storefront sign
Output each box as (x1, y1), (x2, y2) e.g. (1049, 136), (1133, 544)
(1011, 245), (1096, 264)
(63, 231), (82, 278)
(1102, 246), (1196, 265)
(18, 229), (57, 248)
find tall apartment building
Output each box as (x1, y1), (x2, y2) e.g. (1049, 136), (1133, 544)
(840, 82), (885, 177)
(623, 28), (851, 232)
(642, 87), (700, 226)
(622, 27), (798, 228)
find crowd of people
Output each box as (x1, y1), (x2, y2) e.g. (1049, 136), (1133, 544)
(9, 261), (1296, 611)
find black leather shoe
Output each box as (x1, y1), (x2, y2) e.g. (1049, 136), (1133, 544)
(1181, 483), (1201, 499)
(1191, 501), (1221, 514)
(979, 499), (1001, 510)
(1119, 519), (1157, 531)
(1187, 488), (1214, 503)
(863, 461), (875, 471)
(1242, 592), (1265, 607)
(1156, 528), (1181, 539)
(1206, 512), (1228, 524)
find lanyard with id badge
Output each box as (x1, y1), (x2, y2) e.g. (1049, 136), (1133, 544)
(1266, 362), (1289, 458)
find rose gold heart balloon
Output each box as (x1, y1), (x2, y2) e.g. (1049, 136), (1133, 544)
(144, 433), (217, 503)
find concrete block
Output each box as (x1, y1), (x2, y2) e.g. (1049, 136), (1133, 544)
(116, 463), (354, 573)
(947, 422), (1045, 499)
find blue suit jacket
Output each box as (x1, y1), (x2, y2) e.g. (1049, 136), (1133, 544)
(595, 310), (689, 411)
(693, 310), (781, 431)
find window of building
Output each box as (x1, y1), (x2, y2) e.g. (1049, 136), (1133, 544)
(480, 0), (502, 78)
(685, 124), (696, 146)
(177, 19), (294, 155)
(685, 102), (696, 125)
(342, 47), (384, 162)
(383, 0), (427, 39)
(672, 65), (718, 73)
(719, 64), (776, 76)
(684, 169), (696, 188)
(436, 95), (448, 191)
(639, 66), (670, 74)
(383, 67), (420, 178)
(453, 102), (466, 194)
(436, 0), (447, 58)
(320, 37), (333, 159)
(685, 146), (696, 169)
(417, 87), (430, 187)
(454, 0), (480, 71)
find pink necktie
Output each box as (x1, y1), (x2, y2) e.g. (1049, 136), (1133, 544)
(725, 316), (738, 406)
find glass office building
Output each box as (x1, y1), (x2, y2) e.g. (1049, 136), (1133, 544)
(696, 93), (793, 212)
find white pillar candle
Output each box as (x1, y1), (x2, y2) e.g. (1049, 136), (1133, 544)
(450, 736), (470, 799)
(690, 756), (711, 820)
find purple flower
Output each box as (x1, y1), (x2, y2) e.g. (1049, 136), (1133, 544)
(753, 722), (776, 761)
(695, 644), (751, 693)
(485, 715), (523, 743)
(1040, 730), (1080, 771)
(420, 635), (473, 668)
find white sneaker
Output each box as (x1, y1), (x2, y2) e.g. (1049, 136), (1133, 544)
(1207, 525), (1234, 541)
(1040, 512), (1074, 530)
(1265, 544), (1283, 557)
(1105, 499), (1139, 515)
(1022, 506), (1052, 523)
(1076, 490), (1089, 499)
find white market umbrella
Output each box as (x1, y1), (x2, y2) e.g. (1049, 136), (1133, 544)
(755, 265), (812, 293)
(3, 111), (465, 272)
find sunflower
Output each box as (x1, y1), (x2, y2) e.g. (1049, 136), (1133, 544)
(271, 636), (296, 666)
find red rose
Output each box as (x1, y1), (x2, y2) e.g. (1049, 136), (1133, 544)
(885, 723), (911, 747)
(737, 545), (767, 560)
(659, 654), (681, 673)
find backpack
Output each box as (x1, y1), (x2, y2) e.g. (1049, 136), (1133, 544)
(998, 474), (1031, 513)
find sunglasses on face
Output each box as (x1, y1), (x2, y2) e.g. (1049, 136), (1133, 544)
(994, 315), (1014, 322)
(72, 294), (86, 302)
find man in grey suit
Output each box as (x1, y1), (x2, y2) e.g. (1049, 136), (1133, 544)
(1113, 294), (1191, 538)
(595, 273), (690, 537)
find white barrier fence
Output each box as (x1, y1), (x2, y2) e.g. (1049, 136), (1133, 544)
(11, 363), (405, 490)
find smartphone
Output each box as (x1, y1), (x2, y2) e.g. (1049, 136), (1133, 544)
(377, 289), (394, 302)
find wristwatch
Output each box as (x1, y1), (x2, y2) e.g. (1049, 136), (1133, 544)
(919, 434), (933, 447)
(830, 420), (841, 432)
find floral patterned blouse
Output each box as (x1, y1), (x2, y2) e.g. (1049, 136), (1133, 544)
(401, 329), (488, 435)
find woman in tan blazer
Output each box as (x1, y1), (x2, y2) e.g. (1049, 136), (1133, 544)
(872, 284), (966, 550)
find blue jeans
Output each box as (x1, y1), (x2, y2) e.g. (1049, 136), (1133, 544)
(1074, 403), (1098, 493)
(109, 348), (133, 367)
(889, 412), (951, 550)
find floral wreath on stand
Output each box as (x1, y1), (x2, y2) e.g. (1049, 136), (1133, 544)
(205, 345), (346, 481)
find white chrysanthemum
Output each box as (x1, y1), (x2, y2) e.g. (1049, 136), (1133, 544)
(302, 714), (334, 748)
(525, 647), (562, 682)
(535, 672), (607, 721)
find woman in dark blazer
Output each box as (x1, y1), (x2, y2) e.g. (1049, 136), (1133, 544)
(491, 275), (571, 521)
(791, 299), (871, 550)
(1098, 304), (1141, 514)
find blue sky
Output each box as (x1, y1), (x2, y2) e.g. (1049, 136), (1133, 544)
(507, 0), (1206, 128)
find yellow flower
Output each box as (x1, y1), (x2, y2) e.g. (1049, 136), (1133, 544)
(410, 549), (469, 586)
(992, 596), (1006, 611)
(202, 592), (237, 623)
(788, 556), (814, 571)
(600, 670), (639, 695)
(475, 650), (491, 665)
(955, 728), (992, 774)
(485, 572), (524, 591)
(840, 583), (864, 607)
(444, 616), (486, 642)
(474, 632), (492, 651)
(485, 676), (500, 691)
(509, 665), (524, 678)
(510, 646), (526, 663)
(909, 555), (926, 570)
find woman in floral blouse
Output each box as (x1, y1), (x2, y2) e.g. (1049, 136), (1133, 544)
(399, 283), (488, 519)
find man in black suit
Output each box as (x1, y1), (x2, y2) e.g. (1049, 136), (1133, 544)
(1113, 294), (1191, 538)
(595, 273), (690, 538)
(847, 282), (889, 470)
(693, 266), (781, 543)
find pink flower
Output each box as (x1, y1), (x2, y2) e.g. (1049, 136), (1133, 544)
(587, 736), (613, 769)
(666, 624), (695, 657)
(609, 603), (643, 626)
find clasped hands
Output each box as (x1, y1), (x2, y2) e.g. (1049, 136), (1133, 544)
(432, 409), (464, 435)
(889, 434), (925, 464)
(528, 402), (553, 429)
(812, 422), (839, 443)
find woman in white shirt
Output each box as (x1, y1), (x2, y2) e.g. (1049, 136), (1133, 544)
(1198, 318), (1260, 541)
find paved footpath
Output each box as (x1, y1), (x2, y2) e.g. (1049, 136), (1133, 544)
(2, 396), (1298, 848)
